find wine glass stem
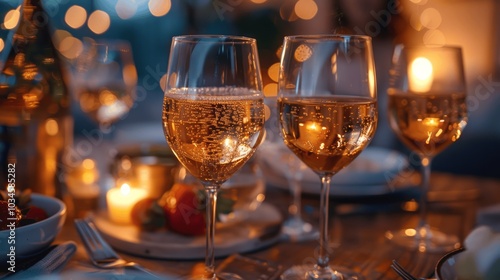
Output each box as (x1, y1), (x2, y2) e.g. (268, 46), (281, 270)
(318, 175), (332, 269)
(418, 157), (432, 230)
(290, 173), (303, 221)
(204, 186), (219, 280)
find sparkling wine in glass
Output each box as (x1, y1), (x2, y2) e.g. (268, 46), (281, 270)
(385, 45), (467, 252)
(73, 39), (137, 133)
(278, 35), (378, 280)
(162, 35), (265, 280)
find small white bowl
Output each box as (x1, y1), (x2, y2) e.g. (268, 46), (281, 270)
(0, 194), (66, 261)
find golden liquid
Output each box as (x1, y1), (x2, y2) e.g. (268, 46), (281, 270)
(388, 91), (467, 157)
(77, 86), (134, 125)
(162, 89), (265, 185)
(279, 96), (377, 175)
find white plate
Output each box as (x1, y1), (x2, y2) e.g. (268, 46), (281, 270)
(258, 143), (410, 196)
(93, 202), (282, 260)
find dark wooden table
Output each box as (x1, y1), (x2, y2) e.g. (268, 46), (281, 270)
(57, 172), (500, 279)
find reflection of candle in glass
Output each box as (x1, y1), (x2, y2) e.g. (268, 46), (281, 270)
(106, 183), (147, 224)
(421, 117), (442, 144)
(409, 57), (433, 93)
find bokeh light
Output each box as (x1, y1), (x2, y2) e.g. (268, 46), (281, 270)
(59, 36), (83, 60)
(0, 39), (4, 53)
(88, 10), (111, 34)
(409, 0), (428, 5)
(423, 29), (446, 46)
(294, 0), (318, 20)
(65, 5), (87, 29)
(45, 119), (59, 136)
(420, 8), (442, 30)
(116, 0), (137, 19)
(3, 6), (21, 30)
(148, 0), (171, 17)
(267, 62), (280, 82)
(263, 83), (278, 96)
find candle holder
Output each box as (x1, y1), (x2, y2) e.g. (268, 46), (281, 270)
(65, 158), (100, 219)
(110, 144), (181, 199)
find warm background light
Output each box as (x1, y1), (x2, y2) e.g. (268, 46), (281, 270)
(58, 36), (83, 60)
(0, 39), (4, 53)
(420, 8), (442, 30)
(3, 6), (21, 30)
(148, 0), (171, 17)
(267, 62), (279, 82)
(263, 83), (278, 96)
(88, 10), (111, 34)
(65, 5), (87, 29)
(294, 0), (318, 20)
(45, 118), (59, 136)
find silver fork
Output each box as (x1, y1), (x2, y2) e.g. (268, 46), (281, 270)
(391, 260), (435, 280)
(75, 218), (161, 279)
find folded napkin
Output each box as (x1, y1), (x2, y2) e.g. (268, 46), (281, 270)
(456, 225), (500, 279)
(5, 241), (77, 279)
(476, 203), (500, 232)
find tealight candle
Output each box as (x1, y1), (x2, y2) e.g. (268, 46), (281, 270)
(106, 183), (147, 224)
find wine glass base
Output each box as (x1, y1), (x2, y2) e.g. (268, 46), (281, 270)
(280, 264), (363, 280)
(178, 272), (243, 280)
(282, 218), (319, 242)
(385, 227), (461, 253)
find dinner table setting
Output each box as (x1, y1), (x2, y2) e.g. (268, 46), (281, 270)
(2, 163), (500, 280)
(2, 1), (500, 279)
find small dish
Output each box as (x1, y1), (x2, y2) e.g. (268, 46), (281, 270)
(0, 194), (66, 261)
(435, 247), (465, 280)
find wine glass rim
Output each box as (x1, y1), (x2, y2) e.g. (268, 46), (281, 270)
(284, 34), (372, 42)
(395, 43), (463, 52)
(173, 35), (257, 44)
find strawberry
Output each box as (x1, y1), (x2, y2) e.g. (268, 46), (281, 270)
(23, 206), (48, 222)
(161, 183), (206, 236)
(0, 200), (22, 230)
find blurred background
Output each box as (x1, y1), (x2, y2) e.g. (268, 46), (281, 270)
(1, 0), (499, 179)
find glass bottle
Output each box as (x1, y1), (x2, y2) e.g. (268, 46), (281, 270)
(0, 0), (72, 197)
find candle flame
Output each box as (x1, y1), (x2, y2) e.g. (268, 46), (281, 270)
(120, 183), (131, 195)
(409, 57), (433, 92)
(411, 57), (433, 81)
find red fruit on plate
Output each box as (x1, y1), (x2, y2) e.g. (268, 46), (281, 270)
(161, 183), (205, 236)
(131, 197), (166, 231)
(0, 200), (22, 230)
(23, 206), (48, 222)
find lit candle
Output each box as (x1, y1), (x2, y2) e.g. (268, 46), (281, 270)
(106, 183), (147, 224)
(408, 56), (433, 93)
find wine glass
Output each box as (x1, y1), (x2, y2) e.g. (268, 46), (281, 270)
(261, 97), (318, 241)
(162, 35), (265, 280)
(278, 35), (378, 279)
(385, 45), (467, 252)
(73, 39), (137, 133)
(281, 145), (319, 241)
